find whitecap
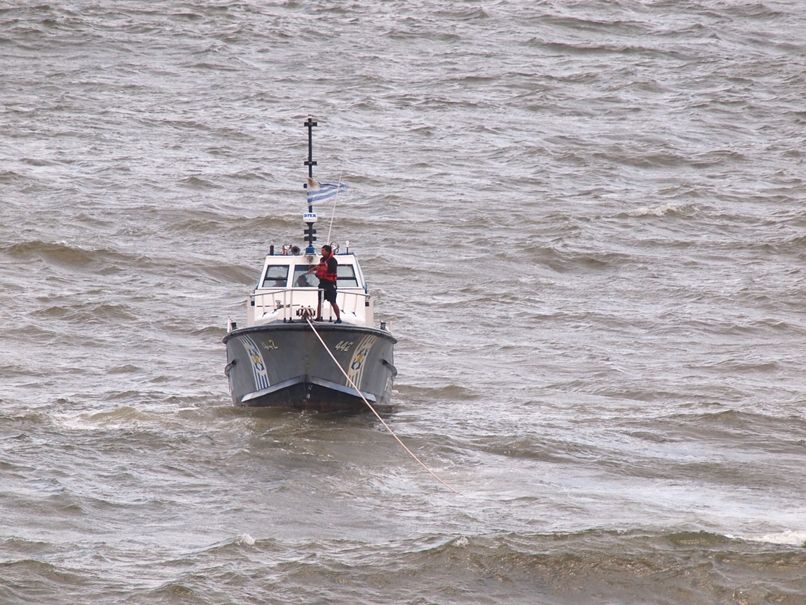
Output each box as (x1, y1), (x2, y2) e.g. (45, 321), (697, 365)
(625, 202), (698, 217)
(742, 530), (806, 546)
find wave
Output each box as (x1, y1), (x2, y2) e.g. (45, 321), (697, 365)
(0, 169), (24, 183)
(106, 364), (140, 374)
(433, 6), (490, 21)
(525, 38), (686, 60)
(160, 529), (806, 605)
(667, 409), (806, 429)
(1, 238), (262, 289)
(163, 210), (296, 236)
(0, 410), (49, 426)
(744, 530), (806, 547)
(619, 202), (700, 218)
(40, 302), (137, 323)
(0, 559), (88, 604)
(540, 14), (648, 35)
(2, 240), (139, 269)
(525, 245), (634, 273)
(383, 529), (806, 594)
(178, 175), (222, 190)
(52, 405), (184, 433)
(469, 435), (578, 464)
(635, 409), (806, 449)
(192, 325), (228, 338)
(396, 383), (479, 401)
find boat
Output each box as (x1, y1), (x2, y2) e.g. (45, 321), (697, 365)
(223, 118), (397, 412)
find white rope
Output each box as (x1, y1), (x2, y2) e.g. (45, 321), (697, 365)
(305, 318), (458, 494)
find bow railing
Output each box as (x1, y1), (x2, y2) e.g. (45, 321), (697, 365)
(248, 288), (372, 324)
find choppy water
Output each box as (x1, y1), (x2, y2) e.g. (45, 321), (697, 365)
(2, 1), (805, 603)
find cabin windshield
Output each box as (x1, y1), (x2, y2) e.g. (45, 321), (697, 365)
(261, 265), (289, 288)
(290, 263), (360, 288)
(292, 265), (318, 287)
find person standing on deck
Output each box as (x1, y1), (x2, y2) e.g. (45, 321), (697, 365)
(313, 244), (341, 323)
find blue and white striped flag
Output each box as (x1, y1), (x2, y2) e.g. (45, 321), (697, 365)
(306, 179), (349, 204)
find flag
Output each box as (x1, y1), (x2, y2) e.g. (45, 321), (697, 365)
(306, 178), (349, 204)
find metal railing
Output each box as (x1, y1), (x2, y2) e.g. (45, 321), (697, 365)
(249, 287), (370, 324)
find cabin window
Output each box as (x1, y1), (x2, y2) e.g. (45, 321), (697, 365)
(292, 265), (318, 287)
(289, 264), (360, 288)
(261, 265), (289, 288)
(337, 265), (359, 287)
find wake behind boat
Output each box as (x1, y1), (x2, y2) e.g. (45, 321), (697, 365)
(223, 118), (397, 412)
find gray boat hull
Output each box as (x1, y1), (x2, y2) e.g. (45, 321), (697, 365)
(223, 323), (397, 412)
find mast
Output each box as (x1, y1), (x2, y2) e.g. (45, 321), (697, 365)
(303, 117), (318, 255)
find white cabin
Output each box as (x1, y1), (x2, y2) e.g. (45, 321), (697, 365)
(245, 252), (374, 326)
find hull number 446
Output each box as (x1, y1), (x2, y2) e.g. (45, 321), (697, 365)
(335, 340), (354, 352)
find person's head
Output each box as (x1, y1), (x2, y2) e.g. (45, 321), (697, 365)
(321, 244), (332, 257)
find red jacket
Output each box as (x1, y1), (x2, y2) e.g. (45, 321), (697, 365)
(315, 255), (338, 284)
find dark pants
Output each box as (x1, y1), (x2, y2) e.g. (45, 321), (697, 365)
(320, 283), (337, 304)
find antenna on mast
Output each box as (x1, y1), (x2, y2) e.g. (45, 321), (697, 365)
(303, 117), (318, 255)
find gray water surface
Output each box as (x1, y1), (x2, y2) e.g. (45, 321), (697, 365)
(1, 2), (805, 604)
